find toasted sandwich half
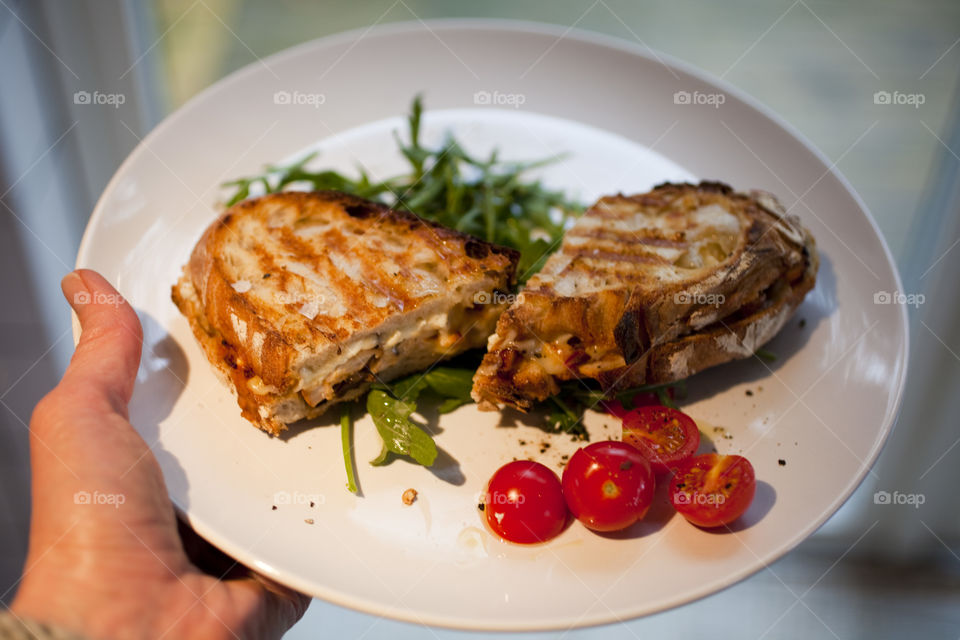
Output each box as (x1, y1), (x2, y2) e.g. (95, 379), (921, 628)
(471, 181), (818, 411)
(173, 191), (519, 435)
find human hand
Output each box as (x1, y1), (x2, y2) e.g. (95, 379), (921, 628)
(11, 269), (310, 639)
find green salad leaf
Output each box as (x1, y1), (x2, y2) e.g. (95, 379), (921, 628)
(367, 389), (437, 467)
(564, 379), (687, 412)
(540, 379), (689, 439)
(365, 367), (477, 467)
(754, 348), (777, 363)
(545, 395), (586, 438)
(423, 367), (474, 414)
(340, 406), (359, 494)
(222, 95), (583, 283)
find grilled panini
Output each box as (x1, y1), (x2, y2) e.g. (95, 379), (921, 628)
(471, 181), (818, 411)
(173, 191), (519, 435)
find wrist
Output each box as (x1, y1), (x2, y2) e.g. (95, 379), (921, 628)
(0, 609), (87, 640)
(12, 570), (242, 640)
(11, 569), (165, 640)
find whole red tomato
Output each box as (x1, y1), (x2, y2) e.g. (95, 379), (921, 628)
(561, 441), (655, 532)
(485, 461), (568, 544)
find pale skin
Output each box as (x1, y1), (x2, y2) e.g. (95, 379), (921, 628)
(11, 270), (310, 639)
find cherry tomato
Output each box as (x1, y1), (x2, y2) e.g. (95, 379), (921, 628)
(622, 406), (700, 475)
(485, 461), (568, 544)
(561, 441), (655, 532)
(601, 388), (675, 419)
(669, 454), (756, 528)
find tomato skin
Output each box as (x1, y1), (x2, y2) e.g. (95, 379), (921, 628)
(622, 406), (700, 475)
(669, 454), (756, 528)
(601, 399), (632, 420)
(485, 461), (568, 544)
(562, 442), (655, 532)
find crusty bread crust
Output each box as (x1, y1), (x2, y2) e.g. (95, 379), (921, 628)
(471, 181), (818, 410)
(173, 190), (518, 434)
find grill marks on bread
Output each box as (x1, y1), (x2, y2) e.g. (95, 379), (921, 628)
(173, 190), (519, 434)
(471, 181), (818, 411)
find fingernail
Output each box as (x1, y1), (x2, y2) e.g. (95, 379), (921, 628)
(62, 271), (90, 308)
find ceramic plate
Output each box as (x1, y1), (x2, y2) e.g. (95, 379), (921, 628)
(76, 20), (908, 631)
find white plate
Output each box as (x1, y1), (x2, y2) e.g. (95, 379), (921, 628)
(76, 20), (908, 631)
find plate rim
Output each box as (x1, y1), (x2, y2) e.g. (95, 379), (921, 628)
(75, 18), (910, 631)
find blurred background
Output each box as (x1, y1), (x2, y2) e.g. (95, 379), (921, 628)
(1, 1), (958, 637)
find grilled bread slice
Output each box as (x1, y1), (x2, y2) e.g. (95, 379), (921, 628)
(471, 181), (818, 411)
(173, 191), (519, 435)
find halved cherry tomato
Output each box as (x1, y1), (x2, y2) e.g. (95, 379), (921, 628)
(669, 454), (756, 528)
(601, 388), (675, 419)
(622, 406), (700, 475)
(485, 461), (568, 544)
(561, 441), (655, 532)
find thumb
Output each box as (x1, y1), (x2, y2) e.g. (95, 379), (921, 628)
(57, 269), (143, 419)
(28, 269), (149, 503)
(25, 270), (161, 568)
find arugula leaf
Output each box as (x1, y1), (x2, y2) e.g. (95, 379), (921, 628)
(436, 397), (471, 414)
(563, 379), (687, 411)
(340, 405), (359, 494)
(754, 348), (777, 363)
(423, 367), (474, 401)
(221, 96), (583, 284)
(545, 395), (588, 439)
(389, 375), (429, 402)
(363, 366), (478, 468)
(655, 386), (679, 409)
(367, 389), (438, 467)
(541, 379), (689, 439)
(367, 368), (687, 473)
